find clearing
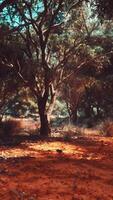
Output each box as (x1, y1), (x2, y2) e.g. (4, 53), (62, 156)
(0, 136), (113, 200)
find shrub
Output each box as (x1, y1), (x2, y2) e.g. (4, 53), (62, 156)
(100, 119), (113, 136)
(1, 119), (22, 138)
(61, 124), (83, 141)
(0, 118), (39, 139)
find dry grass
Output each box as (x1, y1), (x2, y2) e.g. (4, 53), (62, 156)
(97, 119), (113, 137)
(103, 120), (113, 136)
(53, 124), (101, 140)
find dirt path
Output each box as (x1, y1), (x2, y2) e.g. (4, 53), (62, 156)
(0, 136), (113, 200)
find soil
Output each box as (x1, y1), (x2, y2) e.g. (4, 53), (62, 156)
(0, 136), (113, 200)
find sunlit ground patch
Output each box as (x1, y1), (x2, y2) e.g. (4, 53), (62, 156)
(28, 141), (103, 160)
(0, 148), (30, 159)
(0, 140), (104, 161)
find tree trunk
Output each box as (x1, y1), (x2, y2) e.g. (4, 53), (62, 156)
(38, 97), (51, 137)
(70, 108), (77, 124)
(47, 92), (57, 122)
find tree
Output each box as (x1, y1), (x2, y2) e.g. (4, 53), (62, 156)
(0, 0), (89, 137)
(62, 76), (85, 124)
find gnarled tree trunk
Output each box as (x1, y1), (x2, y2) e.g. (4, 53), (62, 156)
(38, 97), (51, 137)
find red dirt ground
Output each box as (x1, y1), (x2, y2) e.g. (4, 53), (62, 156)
(0, 136), (113, 200)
